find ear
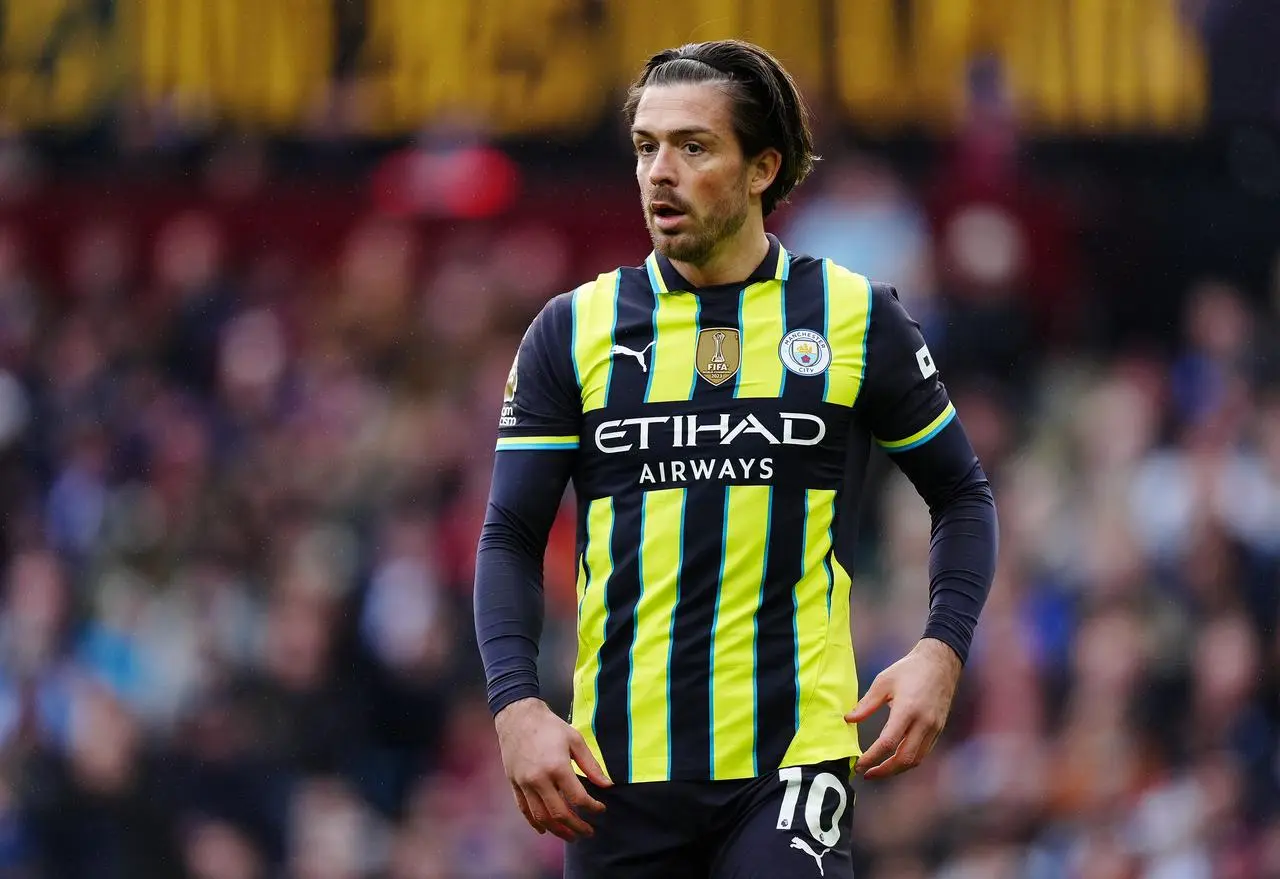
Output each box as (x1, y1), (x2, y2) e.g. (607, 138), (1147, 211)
(748, 148), (782, 199)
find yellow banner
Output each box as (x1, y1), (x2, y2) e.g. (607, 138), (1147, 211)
(0, 0), (1207, 137)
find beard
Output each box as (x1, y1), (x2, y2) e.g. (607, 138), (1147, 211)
(644, 182), (750, 267)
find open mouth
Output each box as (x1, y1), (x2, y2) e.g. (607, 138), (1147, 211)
(651, 203), (688, 231)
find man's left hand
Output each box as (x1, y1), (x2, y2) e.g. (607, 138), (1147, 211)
(845, 637), (962, 780)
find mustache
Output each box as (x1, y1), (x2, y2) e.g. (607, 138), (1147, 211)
(648, 190), (692, 213)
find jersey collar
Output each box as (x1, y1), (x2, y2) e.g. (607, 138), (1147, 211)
(645, 233), (790, 295)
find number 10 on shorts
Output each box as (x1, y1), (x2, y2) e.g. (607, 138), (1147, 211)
(775, 767), (849, 847)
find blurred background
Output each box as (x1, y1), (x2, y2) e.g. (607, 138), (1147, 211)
(0, 1), (1278, 877)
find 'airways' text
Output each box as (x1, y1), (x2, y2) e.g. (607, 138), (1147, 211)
(638, 457), (773, 486)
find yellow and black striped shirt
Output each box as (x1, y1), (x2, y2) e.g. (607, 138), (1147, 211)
(492, 234), (956, 783)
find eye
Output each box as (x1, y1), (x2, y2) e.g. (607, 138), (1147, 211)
(683, 142), (705, 155)
(635, 142), (657, 156)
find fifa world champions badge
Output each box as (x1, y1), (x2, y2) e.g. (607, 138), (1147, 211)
(696, 327), (741, 386)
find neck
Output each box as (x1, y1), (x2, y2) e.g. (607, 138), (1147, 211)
(669, 217), (770, 288)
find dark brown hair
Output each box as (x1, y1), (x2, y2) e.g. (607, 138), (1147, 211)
(623, 39), (818, 217)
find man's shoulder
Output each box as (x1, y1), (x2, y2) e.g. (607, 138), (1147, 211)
(778, 249), (889, 308)
(789, 251), (873, 286)
(528, 266), (643, 347)
(532, 270), (621, 325)
(554, 265), (649, 307)
(783, 246), (825, 273)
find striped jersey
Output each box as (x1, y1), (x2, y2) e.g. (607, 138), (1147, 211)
(495, 234), (955, 783)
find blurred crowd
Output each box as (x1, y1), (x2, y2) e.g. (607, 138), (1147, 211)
(0, 116), (1277, 879)
(0, 193), (577, 878)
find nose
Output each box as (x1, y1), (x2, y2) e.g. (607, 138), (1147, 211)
(648, 143), (678, 188)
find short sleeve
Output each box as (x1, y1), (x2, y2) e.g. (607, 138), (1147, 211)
(495, 292), (581, 452)
(858, 283), (955, 454)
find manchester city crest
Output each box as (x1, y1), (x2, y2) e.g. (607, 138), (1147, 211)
(779, 329), (831, 376)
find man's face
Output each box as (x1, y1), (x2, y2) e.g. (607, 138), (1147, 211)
(632, 83), (752, 267)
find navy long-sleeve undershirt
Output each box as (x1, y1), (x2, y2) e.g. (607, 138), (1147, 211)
(474, 448), (575, 717)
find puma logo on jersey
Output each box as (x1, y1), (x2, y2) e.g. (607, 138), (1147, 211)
(790, 837), (832, 876)
(611, 341), (655, 373)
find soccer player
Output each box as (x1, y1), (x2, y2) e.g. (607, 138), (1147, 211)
(474, 39), (998, 879)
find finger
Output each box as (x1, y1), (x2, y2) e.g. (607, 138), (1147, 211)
(862, 720), (932, 780)
(532, 780), (594, 841)
(558, 766), (606, 816)
(854, 711), (910, 776)
(520, 785), (553, 836)
(527, 788), (579, 843)
(569, 737), (613, 789)
(846, 675), (890, 723)
(512, 785), (544, 834)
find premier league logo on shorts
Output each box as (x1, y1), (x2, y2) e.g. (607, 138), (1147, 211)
(779, 329), (831, 376)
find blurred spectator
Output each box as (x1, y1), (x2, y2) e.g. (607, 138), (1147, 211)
(782, 154), (938, 329)
(924, 60), (1082, 393)
(0, 227), (42, 372)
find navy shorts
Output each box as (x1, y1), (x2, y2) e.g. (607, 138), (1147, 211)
(563, 759), (856, 879)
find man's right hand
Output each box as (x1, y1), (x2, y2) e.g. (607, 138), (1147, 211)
(494, 697), (612, 842)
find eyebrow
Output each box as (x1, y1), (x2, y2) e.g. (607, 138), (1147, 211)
(630, 127), (717, 140)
